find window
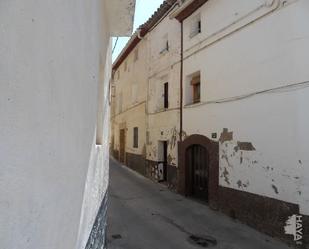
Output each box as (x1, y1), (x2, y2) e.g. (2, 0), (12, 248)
(160, 34), (169, 54)
(146, 131), (150, 145)
(190, 14), (201, 38)
(118, 92), (123, 113)
(134, 48), (138, 62)
(131, 83), (138, 104)
(124, 61), (127, 72)
(191, 74), (201, 103)
(117, 70), (120, 80)
(164, 82), (169, 109)
(133, 127), (138, 148)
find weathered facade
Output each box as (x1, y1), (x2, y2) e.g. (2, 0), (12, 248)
(173, 0), (309, 245)
(111, 0), (309, 245)
(111, 29), (148, 176)
(0, 1), (135, 249)
(111, 0), (181, 188)
(146, 5), (181, 189)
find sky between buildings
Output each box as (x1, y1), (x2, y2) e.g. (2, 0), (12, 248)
(112, 0), (164, 62)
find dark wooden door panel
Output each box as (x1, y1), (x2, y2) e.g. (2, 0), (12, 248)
(119, 129), (125, 163)
(186, 145), (208, 201)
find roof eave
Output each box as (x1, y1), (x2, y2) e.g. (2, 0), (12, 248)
(173, 0), (208, 22)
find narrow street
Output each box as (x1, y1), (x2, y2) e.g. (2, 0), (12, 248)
(107, 158), (289, 249)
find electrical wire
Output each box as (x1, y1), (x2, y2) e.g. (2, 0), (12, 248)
(185, 80), (309, 108)
(112, 37), (119, 54)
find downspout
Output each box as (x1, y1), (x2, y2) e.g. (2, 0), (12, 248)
(178, 20), (184, 195)
(180, 21), (183, 142)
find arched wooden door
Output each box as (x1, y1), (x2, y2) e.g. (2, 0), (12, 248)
(186, 144), (209, 201)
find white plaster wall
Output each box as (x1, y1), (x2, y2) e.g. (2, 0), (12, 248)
(146, 13), (181, 166)
(182, 0), (309, 215)
(75, 39), (113, 249)
(0, 0), (125, 248)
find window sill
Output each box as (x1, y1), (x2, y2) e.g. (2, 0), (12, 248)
(155, 107), (169, 113)
(159, 49), (169, 55)
(184, 101), (202, 108)
(189, 31), (201, 39)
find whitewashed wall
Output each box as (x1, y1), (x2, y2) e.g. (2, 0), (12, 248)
(0, 0), (134, 248)
(146, 13), (181, 165)
(182, 0), (309, 215)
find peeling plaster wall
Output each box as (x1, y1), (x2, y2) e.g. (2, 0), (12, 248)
(0, 0), (134, 248)
(146, 114), (179, 166)
(182, 0), (309, 215)
(146, 13), (181, 166)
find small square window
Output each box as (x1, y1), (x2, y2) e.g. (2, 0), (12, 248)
(118, 92), (123, 113)
(134, 49), (138, 61)
(190, 14), (201, 38)
(131, 84), (138, 104)
(191, 74), (201, 103)
(160, 34), (169, 54)
(117, 70), (120, 80)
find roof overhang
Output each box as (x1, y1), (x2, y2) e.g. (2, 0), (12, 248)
(171, 0), (208, 22)
(112, 0), (177, 71)
(112, 33), (141, 71)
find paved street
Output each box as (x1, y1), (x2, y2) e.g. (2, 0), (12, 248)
(107, 158), (290, 249)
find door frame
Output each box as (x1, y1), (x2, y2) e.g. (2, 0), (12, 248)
(178, 134), (219, 208)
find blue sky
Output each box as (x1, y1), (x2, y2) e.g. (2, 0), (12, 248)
(112, 0), (164, 61)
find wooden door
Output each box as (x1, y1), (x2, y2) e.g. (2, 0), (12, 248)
(186, 145), (208, 201)
(119, 129), (125, 163)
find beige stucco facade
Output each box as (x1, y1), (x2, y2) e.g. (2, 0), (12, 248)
(111, 36), (148, 171)
(111, 2), (181, 186)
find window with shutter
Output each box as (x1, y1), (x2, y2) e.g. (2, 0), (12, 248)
(191, 74), (201, 103)
(190, 13), (201, 38)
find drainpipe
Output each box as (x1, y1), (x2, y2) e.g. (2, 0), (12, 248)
(180, 21), (183, 142)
